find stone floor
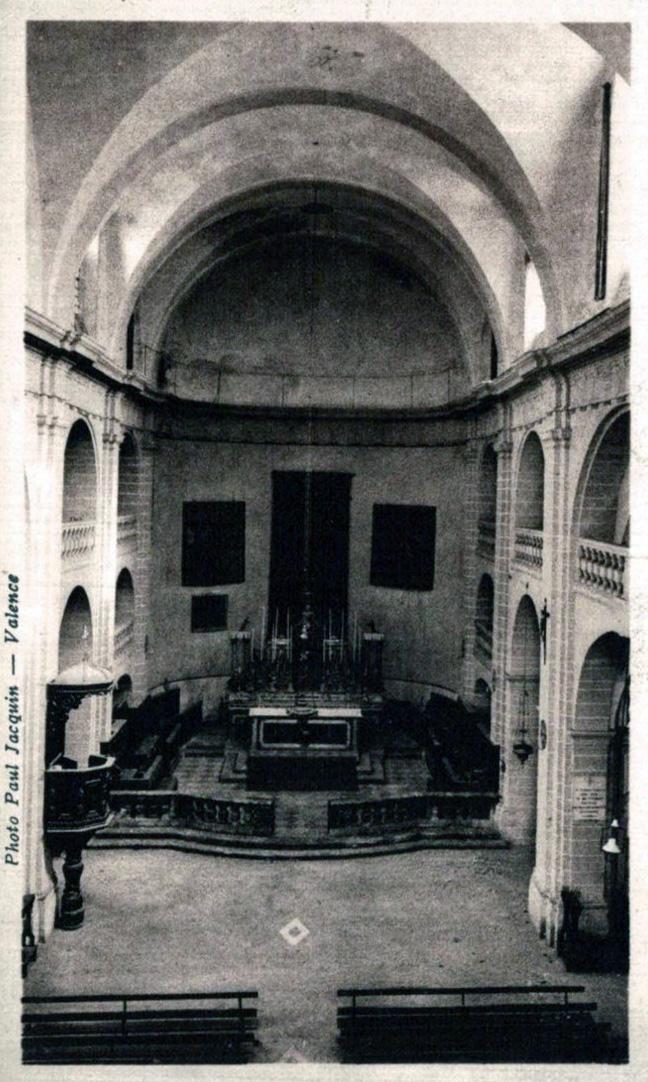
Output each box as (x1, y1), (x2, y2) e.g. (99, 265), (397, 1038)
(25, 845), (627, 1063)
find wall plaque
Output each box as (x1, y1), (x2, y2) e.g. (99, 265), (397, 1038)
(573, 774), (607, 822)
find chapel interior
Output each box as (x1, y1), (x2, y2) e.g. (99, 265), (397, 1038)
(16, 19), (631, 1066)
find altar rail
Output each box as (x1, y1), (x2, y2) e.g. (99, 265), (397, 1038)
(577, 540), (626, 599)
(514, 528), (543, 569)
(62, 520), (95, 560)
(110, 790), (276, 836)
(327, 792), (498, 833)
(477, 520), (495, 560)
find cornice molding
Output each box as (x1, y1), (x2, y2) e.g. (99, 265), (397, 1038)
(23, 300), (630, 423)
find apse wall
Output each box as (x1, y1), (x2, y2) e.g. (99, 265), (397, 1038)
(160, 237), (464, 402)
(148, 416), (468, 712)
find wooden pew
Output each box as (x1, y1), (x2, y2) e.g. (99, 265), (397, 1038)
(424, 694), (500, 793)
(22, 990), (258, 1064)
(102, 694), (202, 787)
(337, 985), (610, 1063)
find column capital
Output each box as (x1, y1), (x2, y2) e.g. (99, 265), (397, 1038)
(493, 434), (513, 457)
(547, 424), (572, 446)
(463, 439), (481, 463)
(139, 432), (158, 455)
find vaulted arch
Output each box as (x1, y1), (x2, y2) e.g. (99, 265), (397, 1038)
(58, 585), (93, 671)
(62, 419), (97, 524)
(515, 432), (545, 532)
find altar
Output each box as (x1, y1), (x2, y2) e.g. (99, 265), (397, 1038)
(247, 706), (362, 790)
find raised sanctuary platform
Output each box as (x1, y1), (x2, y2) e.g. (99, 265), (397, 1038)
(95, 624), (503, 856)
(94, 701), (503, 857)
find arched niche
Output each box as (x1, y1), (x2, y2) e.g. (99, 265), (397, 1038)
(475, 573), (494, 662)
(507, 594), (541, 846)
(473, 677), (492, 736)
(57, 586), (94, 764)
(117, 433), (139, 518)
(114, 568), (135, 660)
(58, 586), (93, 671)
(571, 632), (629, 954)
(62, 419), (97, 523)
(478, 445), (498, 527)
(112, 673), (133, 728)
(577, 411), (629, 545)
(515, 431), (545, 531)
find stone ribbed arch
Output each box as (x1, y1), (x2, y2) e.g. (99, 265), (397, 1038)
(136, 222), (484, 390)
(116, 170), (506, 382)
(45, 22), (561, 335)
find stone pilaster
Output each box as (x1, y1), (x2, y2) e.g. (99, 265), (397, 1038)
(529, 379), (573, 941)
(460, 433), (481, 701)
(491, 411), (514, 833)
(91, 392), (120, 746)
(23, 357), (67, 938)
(131, 427), (156, 703)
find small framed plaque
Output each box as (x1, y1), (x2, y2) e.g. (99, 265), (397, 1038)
(573, 774), (606, 822)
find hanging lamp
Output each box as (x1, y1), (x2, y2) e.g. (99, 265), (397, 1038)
(513, 610), (535, 764)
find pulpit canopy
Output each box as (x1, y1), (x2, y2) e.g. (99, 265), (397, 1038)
(49, 659), (114, 697)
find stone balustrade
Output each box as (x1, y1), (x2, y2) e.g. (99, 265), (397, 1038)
(61, 520), (95, 560)
(474, 622), (493, 661)
(577, 539), (627, 599)
(477, 520), (496, 560)
(514, 528), (544, 570)
(114, 620), (134, 657)
(117, 514), (137, 546)
(328, 791), (498, 832)
(110, 790), (276, 836)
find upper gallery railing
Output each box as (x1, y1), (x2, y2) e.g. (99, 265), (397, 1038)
(577, 539), (627, 599)
(114, 620), (135, 657)
(477, 520), (496, 560)
(117, 514), (137, 546)
(513, 528), (543, 570)
(61, 521), (95, 560)
(474, 622), (493, 661)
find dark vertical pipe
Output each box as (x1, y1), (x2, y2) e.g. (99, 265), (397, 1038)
(595, 82), (612, 301)
(126, 312), (135, 370)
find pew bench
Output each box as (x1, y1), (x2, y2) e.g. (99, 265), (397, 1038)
(337, 985), (610, 1063)
(22, 991), (259, 1064)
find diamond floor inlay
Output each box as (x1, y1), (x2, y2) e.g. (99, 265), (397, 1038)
(279, 918), (311, 947)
